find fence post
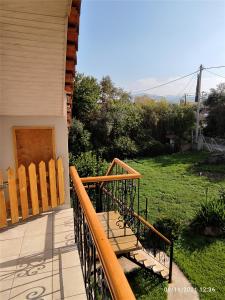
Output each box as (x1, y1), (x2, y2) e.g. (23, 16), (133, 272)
(18, 164), (29, 219)
(39, 161), (49, 212)
(49, 159), (57, 208)
(8, 167), (19, 223)
(28, 163), (40, 215)
(0, 170), (7, 228)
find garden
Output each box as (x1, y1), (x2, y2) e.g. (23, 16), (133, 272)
(69, 74), (225, 300)
(126, 151), (225, 300)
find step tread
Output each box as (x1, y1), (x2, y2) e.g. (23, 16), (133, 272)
(153, 265), (164, 273)
(131, 252), (147, 262)
(161, 269), (169, 278)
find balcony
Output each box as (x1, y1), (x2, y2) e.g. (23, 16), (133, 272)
(0, 158), (173, 300)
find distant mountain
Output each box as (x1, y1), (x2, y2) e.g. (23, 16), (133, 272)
(132, 93), (195, 103)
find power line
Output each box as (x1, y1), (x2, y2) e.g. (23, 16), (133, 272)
(131, 70), (199, 94)
(176, 72), (196, 97)
(131, 65), (225, 94)
(205, 69), (225, 79)
(204, 65), (225, 70)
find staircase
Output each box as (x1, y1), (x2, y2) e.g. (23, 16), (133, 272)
(71, 158), (174, 299)
(97, 210), (173, 282)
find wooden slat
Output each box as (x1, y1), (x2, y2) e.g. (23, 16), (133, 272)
(39, 161), (49, 212)
(49, 159), (57, 208)
(7, 167), (19, 223)
(0, 171), (7, 228)
(57, 158), (65, 205)
(28, 163), (39, 215)
(18, 165), (29, 219)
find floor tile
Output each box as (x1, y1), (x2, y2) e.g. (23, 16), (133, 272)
(53, 230), (75, 249)
(15, 250), (53, 279)
(0, 238), (22, 258)
(53, 245), (81, 270)
(20, 234), (53, 255)
(64, 294), (87, 300)
(10, 270), (57, 300)
(0, 223), (27, 240)
(53, 222), (74, 234)
(0, 256), (18, 281)
(0, 278), (13, 300)
(24, 215), (53, 237)
(52, 266), (86, 299)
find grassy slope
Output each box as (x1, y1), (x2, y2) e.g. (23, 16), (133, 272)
(126, 152), (225, 300)
(126, 269), (167, 300)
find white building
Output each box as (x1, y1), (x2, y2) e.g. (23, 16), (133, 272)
(0, 0), (80, 205)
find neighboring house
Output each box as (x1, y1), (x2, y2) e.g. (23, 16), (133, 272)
(0, 0), (80, 205)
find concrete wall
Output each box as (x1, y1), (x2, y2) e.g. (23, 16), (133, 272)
(0, 116), (70, 206)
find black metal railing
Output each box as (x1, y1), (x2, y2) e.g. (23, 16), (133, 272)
(73, 191), (111, 299)
(70, 166), (136, 300)
(72, 158), (173, 287)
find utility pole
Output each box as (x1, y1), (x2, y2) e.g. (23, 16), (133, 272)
(184, 93), (187, 105)
(195, 64), (203, 143)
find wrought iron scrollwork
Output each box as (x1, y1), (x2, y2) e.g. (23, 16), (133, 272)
(72, 189), (112, 300)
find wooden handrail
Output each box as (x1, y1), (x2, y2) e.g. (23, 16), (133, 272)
(105, 159), (116, 176)
(81, 173), (141, 183)
(114, 158), (141, 176)
(133, 212), (171, 245)
(70, 166), (136, 300)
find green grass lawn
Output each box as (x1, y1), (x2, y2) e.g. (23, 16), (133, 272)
(125, 151), (225, 300)
(126, 269), (167, 300)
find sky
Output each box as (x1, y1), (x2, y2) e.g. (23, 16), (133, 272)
(77, 0), (225, 99)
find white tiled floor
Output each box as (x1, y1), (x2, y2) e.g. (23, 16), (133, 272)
(0, 209), (87, 300)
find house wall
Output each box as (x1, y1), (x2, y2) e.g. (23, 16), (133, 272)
(0, 0), (71, 116)
(0, 116), (70, 206)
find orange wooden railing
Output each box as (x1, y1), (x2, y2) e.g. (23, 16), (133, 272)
(81, 158), (141, 184)
(0, 158), (65, 228)
(70, 166), (136, 300)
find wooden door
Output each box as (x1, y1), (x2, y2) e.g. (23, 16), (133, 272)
(13, 127), (56, 169)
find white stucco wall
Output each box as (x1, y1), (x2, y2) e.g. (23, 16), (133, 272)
(0, 116), (70, 206)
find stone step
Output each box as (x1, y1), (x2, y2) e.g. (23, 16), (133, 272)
(130, 251), (147, 263)
(153, 264), (164, 274)
(161, 269), (169, 279)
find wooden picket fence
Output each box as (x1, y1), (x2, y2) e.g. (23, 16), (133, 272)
(0, 158), (65, 228)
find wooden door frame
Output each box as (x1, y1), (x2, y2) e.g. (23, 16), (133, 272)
(12, 126), (56, 170)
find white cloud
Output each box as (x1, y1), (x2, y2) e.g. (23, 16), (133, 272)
(125, 73), (225, 97)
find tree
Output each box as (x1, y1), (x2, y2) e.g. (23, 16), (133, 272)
(72, 73), (100, 123)
(204, 83), (225, 138)
(68, 118), (92, 157)
(100, 76), (116, 104)
(100, 75), (131, 104)
(204, 83), (225, 107)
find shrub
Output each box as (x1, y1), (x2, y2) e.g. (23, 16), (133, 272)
(142, 217), (182, 250)
(153, 217), (183, 240)
(69, 151), (108, 178)
(110, 136), (138, 158)
(190, 190), (225, 236)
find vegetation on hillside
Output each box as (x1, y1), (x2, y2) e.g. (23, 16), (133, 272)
(68, 73), (225, 300)
(69, 74), (195, 160)
(204, 83), (225, 138)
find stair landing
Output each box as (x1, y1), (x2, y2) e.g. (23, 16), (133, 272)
(97, 211), (142, 255)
